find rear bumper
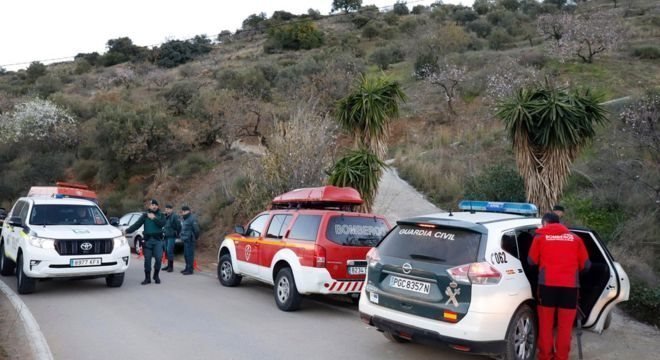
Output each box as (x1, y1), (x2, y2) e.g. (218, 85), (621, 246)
(295, 267), (364, 294)
(360, 312), (506, 356)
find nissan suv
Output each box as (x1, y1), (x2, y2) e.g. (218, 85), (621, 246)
(359, 201), (629, 360)
(0, 196), (131, 294)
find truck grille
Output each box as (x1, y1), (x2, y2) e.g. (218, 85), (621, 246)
(54, 239), (114, 255)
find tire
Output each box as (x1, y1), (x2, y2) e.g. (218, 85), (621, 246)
(217, 254), (241, 287)
(134, 237), (143, 255)
(383, 331), (410, 343)
(348, 293), (360, 305)
(273, 267), (303, 311)
(0, 242), (15, 276)
(502, 304), (536, 360)
(105, 273), (125, 287)
(16, 255), (36, 295)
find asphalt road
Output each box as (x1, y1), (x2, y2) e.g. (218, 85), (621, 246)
(0, 259), (481, 360)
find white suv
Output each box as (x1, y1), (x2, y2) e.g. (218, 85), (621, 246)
(0, 197), (131, 294)
(359, 201), (629, 360)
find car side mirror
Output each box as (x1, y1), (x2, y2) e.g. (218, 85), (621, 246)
(234, 225), (245, 235)
(109, 217), (120, 226)
(8, 216), (22, 227)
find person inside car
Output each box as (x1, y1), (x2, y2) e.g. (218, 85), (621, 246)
(528, 212), (591, 360)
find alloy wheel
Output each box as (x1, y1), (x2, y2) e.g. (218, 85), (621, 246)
(513, 314), (534, 359)
(277, 276), (290, 303)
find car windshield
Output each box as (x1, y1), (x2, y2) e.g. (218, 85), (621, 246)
(30, 205), (108, 226)
(326, 215), (389, 247)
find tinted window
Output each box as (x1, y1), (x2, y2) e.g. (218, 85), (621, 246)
(247, 214), (269, 237)
(266, 214), (292, 239)
(501, 231), (519, 259)
(10, 201), (25, 219)
(326, 216), (389, 247)
(30, 205), (107, 226)
(288, 215), (322, 241)
(378, 225), (482, 266)
(18, 202), (30, 222)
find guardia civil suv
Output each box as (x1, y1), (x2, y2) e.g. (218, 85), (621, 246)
(359, 201), (629, 360)
(0, 196), (131, 294)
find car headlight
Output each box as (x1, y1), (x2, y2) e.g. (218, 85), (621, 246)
(29, 236), (55, 249)
(113, 236), (127, 248)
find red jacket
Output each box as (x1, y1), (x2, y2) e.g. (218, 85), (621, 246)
(528, 223), (591, 288)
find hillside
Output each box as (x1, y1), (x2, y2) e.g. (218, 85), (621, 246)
(0, 0), (658, 324)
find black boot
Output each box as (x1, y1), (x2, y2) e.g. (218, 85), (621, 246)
(153, 269), (161, 284)
(141, 271), (151, 285)
(165, 260), (173, 273)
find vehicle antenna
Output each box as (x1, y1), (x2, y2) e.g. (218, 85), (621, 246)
(448, 208), (453, 217)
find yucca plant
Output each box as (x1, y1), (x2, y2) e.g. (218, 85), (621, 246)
(327, 148), (387, 213)
(496, 81), (607, 213)
(335, 74), (407, 159)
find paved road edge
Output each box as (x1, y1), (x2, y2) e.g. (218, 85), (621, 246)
(0, 280), (54, 360)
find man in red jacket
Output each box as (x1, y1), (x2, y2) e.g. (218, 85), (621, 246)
(528, 212), (591, 360)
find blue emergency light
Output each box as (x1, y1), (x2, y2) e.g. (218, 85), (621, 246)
(458, 200), (538, 216)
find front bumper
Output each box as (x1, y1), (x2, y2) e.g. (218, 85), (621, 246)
(360, 312), (506, 356)
(23, 246), (131, 278)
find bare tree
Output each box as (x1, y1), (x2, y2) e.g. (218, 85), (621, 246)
(420, 60), (466, 115)
(537, 13), (572, 47)
(486, 57), (541, 103)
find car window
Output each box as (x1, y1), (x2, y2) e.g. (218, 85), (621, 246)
(288, 215), (322, 241)
(128, 214), (141, 226)
(10, 201), (25, 219)
(501, 231), (519, 259)
(247, 214), (269, 237)
(119, 214), (133, 226)
(378, 225), (482, 266)
(18, 202), (30, 222)
(266, 214), (293, 239)
(326, 216), (389, 247)
(29, 205), (108, 226)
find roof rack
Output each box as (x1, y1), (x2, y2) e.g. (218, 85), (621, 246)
(458, 200), (538, 216)
(271, 186), (362, 210)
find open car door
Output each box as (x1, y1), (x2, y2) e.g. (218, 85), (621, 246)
(571, 228), (630, 333)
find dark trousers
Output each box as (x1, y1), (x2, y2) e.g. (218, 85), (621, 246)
(536, 285), (579, 360)
(164, 237), (176, 261)
(143, 237), (164, 272)
(183, 240), (195, 271)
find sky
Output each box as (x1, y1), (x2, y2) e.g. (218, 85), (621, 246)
(0, 0), (468, 71)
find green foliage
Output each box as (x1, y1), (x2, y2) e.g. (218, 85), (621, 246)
(473, 0), (491, 15)
(271, 10), (296, 22)
(332, 0), (362, 13)
(632, 46), (660, 60)
(621, 281), (660, 327)
(488, 27), (513, 50)
(74, 52), (101, 66)
(33, 74), (63, 98)
(414, 49), (439, 78)
(328, 148), (386, 212)
(464, 164), (526, 202)
(562, 196), (624, 243)
(369, 46), (405, 70)
(352, 14), (371, 28)
(498, 0), (521, 12)
(411, 5), (427, 15)
(393, 1), (410, 16)
(74, 59), (93, 75)
(265, 21), (324, 53)
(101, 37), (146, 66)
(172, 153), (213, 177)
(73, 160), (100, 184)
(216, 67), (272, 100)
(164, 81), (199, 115)
(399, 17), (422, 35)
(308, 8), (322, 20)
(543, 0), (566, 9)
(467, 18), (493, 38)
(242, 13), (267, 31)
(25, 62), (47, 84)
(156, 35), (212, 68)
(452, 8), (479, 25)
(361, 22), (381, 39)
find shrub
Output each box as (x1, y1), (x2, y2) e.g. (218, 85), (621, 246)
(156, 35), (212, 68)
(488, 27), (513, 50)
(384, 11), (399, 26)
(473, 0), (491, 15)
(467, 18), (493, 38)
(172, 153), (213, 177)
(242, 12), (267, 31)
(399, 17), (421, 35)
(73, 160), (100, 184)
(631, 46), (660, 60)
(464, 165), (526, 202)
(362, 22), (381, 39)
(264, 20), (324, 53)
(562, 196), (624, 244)
(621, 280), (660, 327)
(74, 52), (101, 66)
(308, 8), (322, 20)
(452, 8), (479, 25)
(499, 0), (521, 12)
(33, 74), (63, 98)
(411, 5), (426, 15)
(164, 81), (199, 115)
(518, 50), (548, 68)
(216, 68), (272, 100)
(351, 14), (371, 28)
(369, 46), (405, 70)
(25, 61), (47, 84)
(414, 49), (439, 78)
(332, 0), (363, 13)
(393, 1), (410, 16)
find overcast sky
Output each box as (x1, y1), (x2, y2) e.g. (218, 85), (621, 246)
(0, 0), (469, 71)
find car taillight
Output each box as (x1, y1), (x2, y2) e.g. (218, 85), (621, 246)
(447, 262), (501, 285)
(314, 245), (326, 268)
(366, 247), (380, 267)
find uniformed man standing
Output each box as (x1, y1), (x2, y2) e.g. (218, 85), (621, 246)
(125, 199), (166, 285)
(528, 213), (591, 360)
(162, 204), (181, 273)
(180, 205), (200, 275)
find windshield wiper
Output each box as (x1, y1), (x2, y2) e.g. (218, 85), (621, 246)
(409, 254), (446, 262)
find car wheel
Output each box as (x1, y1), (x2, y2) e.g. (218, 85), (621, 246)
(134, 237), (143, 255)
(503, 304), (536, 360)
(274, 267), (302, 312)
(0, 242), (15, 276)
(348, 293), (360, 305)
(16, 255), (36, 294)
(218, 254), (241, 287)
(383, 331), (410, 343)
(105, 273), (125, 287)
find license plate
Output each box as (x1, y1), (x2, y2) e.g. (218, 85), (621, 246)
(389, 276), (431, 294)
(70, 258), (102, 267)
(348, 266), (367, 275)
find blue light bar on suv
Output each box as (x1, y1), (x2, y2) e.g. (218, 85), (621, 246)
(458, 200), (538, 216)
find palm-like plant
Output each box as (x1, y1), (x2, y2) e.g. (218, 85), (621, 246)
(335, 74), (407, 159)
(327, 148), (387, 213)
(496, 82), (607, 213)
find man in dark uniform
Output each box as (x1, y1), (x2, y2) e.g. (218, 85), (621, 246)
(180, 205), (200, 275)
(528, 213), (591, 360)
(162, 204), (181, 273)
(125, 199), (166, 285)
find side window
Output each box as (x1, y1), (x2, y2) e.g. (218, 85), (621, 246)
(288, 215), (322, 241)
(119, 214), (133, 226)
(10, 201), (25, 219)
(266, 214), (292, 239)
(516, 229), (536, 262)
(247, 214), (269, 238)
(18, 202), (30, 222)
(128, 214), (140, 226)
(501, 231), (520, 259)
